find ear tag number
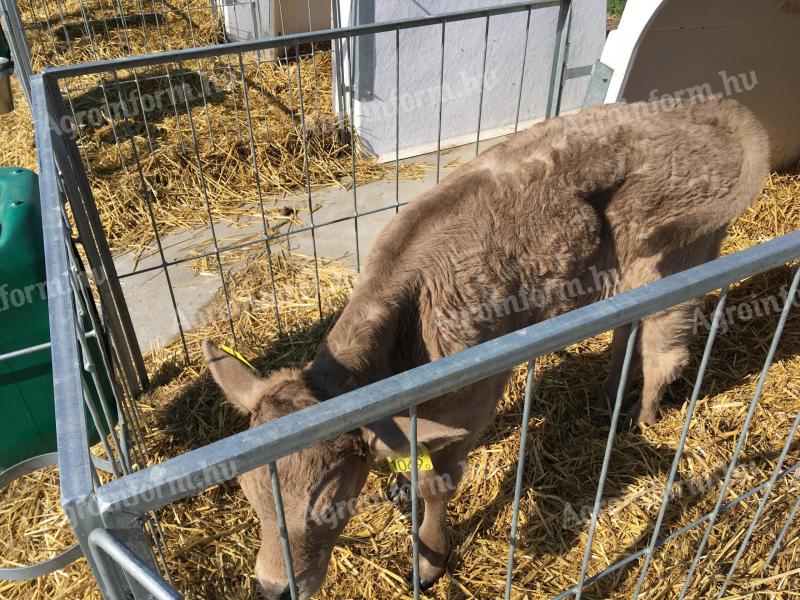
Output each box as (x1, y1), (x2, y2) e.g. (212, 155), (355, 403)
(220, 344), (256, 371)
(387, 446), (434, 473)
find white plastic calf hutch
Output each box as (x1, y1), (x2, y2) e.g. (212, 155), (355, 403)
(601, 0), (800, 170)
(221, 0), (331, 47)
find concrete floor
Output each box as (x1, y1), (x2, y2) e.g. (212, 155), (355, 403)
(117, 136), (508, 352)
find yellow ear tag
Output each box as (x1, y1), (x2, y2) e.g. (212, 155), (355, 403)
(386, 446), (434, 473)
(219, 344), (256, 371)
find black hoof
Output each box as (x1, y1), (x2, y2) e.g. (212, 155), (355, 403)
(386, 473), (411, 506)
(405, 570), (436, 593)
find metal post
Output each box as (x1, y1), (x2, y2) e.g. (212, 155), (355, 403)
(546, 0), (571, 119)
(101, 509), (165, 600)
(89, 529), (181, 600)
(0, 0), (33, 105)
(32, 73), (132, 600)
(42, 75), (149, 395)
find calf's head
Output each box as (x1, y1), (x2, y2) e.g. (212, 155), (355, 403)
(203, 340), (467, 599)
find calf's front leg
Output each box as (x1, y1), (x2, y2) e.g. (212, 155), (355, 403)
(408, 441), (471, 590)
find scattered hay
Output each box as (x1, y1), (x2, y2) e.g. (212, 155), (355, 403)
(18, 0), (224, 72)
(0, 465), (75, 566)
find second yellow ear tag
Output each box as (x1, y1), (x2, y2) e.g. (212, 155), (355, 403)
(220, 344), (256, 371)
(386, 446), (434, 473)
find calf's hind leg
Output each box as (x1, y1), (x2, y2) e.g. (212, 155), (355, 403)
(628, 303), (696, 426)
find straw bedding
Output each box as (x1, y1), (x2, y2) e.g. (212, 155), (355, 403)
(1, 1), (799, 598)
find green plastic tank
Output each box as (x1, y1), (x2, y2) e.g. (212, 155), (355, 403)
(0, 167), (116, 471)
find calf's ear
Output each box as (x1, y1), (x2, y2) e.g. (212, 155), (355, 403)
(362, 416), (469, 460)
(203, 339), (263, 414)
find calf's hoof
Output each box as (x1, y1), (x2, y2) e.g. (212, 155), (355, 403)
(386, 473), (412, 507)
(405, 570), (438, 594)
(627, 400), (657, 427)
(592, 388), (613, 414)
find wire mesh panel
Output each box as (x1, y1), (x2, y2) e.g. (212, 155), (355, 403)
(24, 2), (800, 599)
(0, 0), (331, 114)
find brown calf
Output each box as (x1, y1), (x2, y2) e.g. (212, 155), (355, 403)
(204, 97), (769, 598)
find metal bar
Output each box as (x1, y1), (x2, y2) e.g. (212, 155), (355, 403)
(678, 266), (800, 598)
(89, 529), (181, 600)
(505, 358), (537, 599)
(394, 26), (400, 212)
(581, 61), (614, 109)
(175, 62), (237, 344)
(108, 68), (191, 364)
(294, 44), (323, 318)
(546, 0), (571, 119)
(347, 32), (360, 272)
(718, 406), (800, 596)
(0, 340), (52, 362)
(514, 8), (533, 133)
(68, 267), (128, 475)
(276, 0), (295, 124)
(236, 51), (284, 336)
(563, 65), (592, 79)
(42, 75), (149, 393)
(409, 405), (420, 600)
(46, 0), (563, 79)
(435, 21), (445, 184)
(102, 522), (162, 600)
(0, 0), (34, 105)
(306, 0), (320, 117)
(631, 287), (731, 598)
(574, 320), (640, 600)
(79, 377), (122, 479)
(475, 15), (490, 155)
(550, 459), (800, 600)
(32, 73), (129, 600)
(269, 462), (299, 600)
(94, 230), (800, 520)
(73, 307), (125, 477)
(332, 0), (346, 133)
(767, 495), (800, 566)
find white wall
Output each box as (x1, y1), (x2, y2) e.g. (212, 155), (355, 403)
(337, 0), (607, 162)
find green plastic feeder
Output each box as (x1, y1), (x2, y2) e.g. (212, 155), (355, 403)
(0, 167), (116, 471)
